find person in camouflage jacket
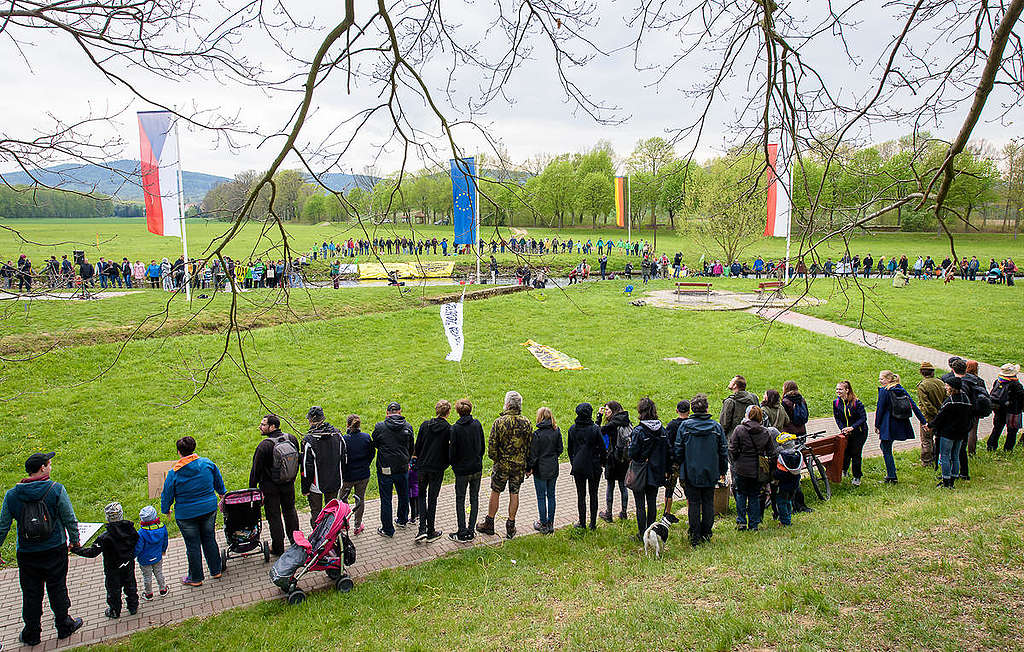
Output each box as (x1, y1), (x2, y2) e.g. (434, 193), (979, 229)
(477, 391), (532, 540)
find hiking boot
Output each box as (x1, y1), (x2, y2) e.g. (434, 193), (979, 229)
(425, 530), (443, 543)
(57, 617), (83, 640)
(476, 516), (495, 536)
(663, 513), (679, 524)
(505, 519), (516, 539)
(105, 608), (120, 619)
(598, 510), (613, 523)
(618, 510), (628, 521)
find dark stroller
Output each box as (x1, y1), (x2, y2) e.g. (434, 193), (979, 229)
(220, 488), (271, 570)
(269, 498), (357, 605)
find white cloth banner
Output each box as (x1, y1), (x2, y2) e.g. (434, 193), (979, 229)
(440, 301), (464, 362)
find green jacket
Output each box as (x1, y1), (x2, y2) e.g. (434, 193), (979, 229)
(916, 377), (947, 422)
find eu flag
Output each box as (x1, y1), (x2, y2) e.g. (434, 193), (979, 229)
(451, 157), (476, 245)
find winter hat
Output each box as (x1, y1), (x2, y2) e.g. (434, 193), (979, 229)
(307, 405), (325, 422)
(575, 403), (593, 422)
(945, 376), (963, 391)
(104, 502), (124, 522)
(139, 505), (159, 525)
(999, 363), (1020, 380)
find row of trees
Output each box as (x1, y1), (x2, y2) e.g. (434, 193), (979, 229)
(0, 186), (142, 219)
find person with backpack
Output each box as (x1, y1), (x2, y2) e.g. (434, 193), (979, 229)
(413, 400), (452, 543)
(249, 414), (301, 556)
(833, 381), (868, 487)
(781, 380), (809, 437)
(627, 398), (669, 541)
(987, 364), (1024, 452)
(0, 452), (85, 646)
(597, 401), (632, 522)
(674, 394), (728, 546)
(941, 357), (989, 480)
(449, 398), (485, 542)
(875, 370), (927, 484)
(928, 376), (974, 488)
(161, 436), (225, 586)
(301, 406), (347, 528)
(528, 407), (563, 534)
(728, 406), (776, 531)
(720, 375), (759, 438)
(568, 402), (606, 531)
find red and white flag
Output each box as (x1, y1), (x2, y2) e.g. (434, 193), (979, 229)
(764, 142), (791, 237)
(138, 111), (183, 237)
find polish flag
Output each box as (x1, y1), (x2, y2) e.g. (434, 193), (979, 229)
(764, 142), (791, 237)
(138, 111), (183, 237)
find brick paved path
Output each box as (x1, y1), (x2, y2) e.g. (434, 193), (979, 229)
(0, 315), (1002, 650)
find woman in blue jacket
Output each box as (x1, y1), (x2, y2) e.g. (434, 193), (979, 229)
(833, 380), (868, 486)
(161, 436), (225, 586)
(628, 397), (668, 541)
(874, 370), (927, 484)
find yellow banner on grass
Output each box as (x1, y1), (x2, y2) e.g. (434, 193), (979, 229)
(359, 261), (455, 279)
(521, 339), (585, 371)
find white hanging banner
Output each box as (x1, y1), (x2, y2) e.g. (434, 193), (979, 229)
(440, 301), (464, 362)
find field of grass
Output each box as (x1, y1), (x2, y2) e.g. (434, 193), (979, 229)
(0, 281), (920, 547)
(92, 451), (1024, 651)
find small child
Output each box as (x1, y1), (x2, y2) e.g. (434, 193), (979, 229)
(407, 461), (420, 524)
(773, 448), (804, 526)
(135, 505), (169, 600)
(74, 502), (140, 618)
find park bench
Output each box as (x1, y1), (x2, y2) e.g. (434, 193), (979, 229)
(675, 282), (712, 300)
(804, 433), (847, 484)
(755, 280), (784, 298)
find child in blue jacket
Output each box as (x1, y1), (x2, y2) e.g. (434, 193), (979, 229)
(135, 505), (169, 600)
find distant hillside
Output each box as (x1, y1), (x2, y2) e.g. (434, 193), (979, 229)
(0, 160), (230, 203)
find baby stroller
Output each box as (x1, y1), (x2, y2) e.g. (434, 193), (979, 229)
(220, 488), (271, 570)
(270, 498), (357, 605)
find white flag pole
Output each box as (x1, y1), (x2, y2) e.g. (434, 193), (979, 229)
(627, 175), (631, 245)
(174, 119), (191, 302)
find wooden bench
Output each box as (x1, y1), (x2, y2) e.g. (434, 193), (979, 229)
(804, 433), (848, 484)
(755, 280), (784, 298)
(675, 282), (712, 300)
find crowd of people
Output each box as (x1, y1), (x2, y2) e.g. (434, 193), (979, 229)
(1, 358), (1021, 646)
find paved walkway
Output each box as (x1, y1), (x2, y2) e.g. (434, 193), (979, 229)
(0, 315), (1001, 650)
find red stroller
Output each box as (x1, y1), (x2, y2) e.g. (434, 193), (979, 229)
(269, 498), (357, 605)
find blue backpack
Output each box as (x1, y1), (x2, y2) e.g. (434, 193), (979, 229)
(790, 398), (809, 426)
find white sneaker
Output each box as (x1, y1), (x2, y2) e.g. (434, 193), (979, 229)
(852, 477), (861, 487)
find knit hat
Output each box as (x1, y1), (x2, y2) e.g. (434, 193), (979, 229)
(139, 505), (159, 524)
(1000, 363), (1020, 380)
(945, 376), (963, 391)
(307, 405), (325, 422)
(104, 502), (124, 522)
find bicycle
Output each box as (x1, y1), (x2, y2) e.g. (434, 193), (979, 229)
(795, 430), (831, 501)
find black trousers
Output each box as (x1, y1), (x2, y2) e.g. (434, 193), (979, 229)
(988, 410), (1020, 452)
(574, 475), (600, 527)
(842, 429), (868, 478)
(104, 562), (139, 615)
(454, 472), (481, 536)
(307, 489), (339, 527)
(262, 481), (299, 554)
(417, 471), (444, 535)
(17, 547), (76, 642)
(683, 483), (716, 544)
(632, 485), (659, 537)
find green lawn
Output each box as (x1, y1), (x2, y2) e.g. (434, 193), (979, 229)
(91, 450), (1024, 651)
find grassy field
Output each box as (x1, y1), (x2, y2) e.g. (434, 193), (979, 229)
(2, 218), (1023, 272)
(92, 450), (1024, 651)
(0, 281), (920, 546)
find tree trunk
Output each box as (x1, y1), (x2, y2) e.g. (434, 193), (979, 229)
(668, 209), (675, 229)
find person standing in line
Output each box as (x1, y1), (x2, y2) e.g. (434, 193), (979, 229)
(833, 381), (868, 486)
(528, 407), (563, 534)
(675, 394), (728, 546)
(134, 506), (169, 601)
(760, 389), (791, 433)
(568, 402), (605, 531)
(477, 391), (532, 540)
(341, 414), (373, 535)
(300, 407), (346, 528)
(661, 400), (690, 523)
(249, 414), (301, 556)
(597, 401), (631, 522)
(628, 398), (669, 542)
(928, 376), (973, 488)
(372, 402), (415, 538)
(916, 362), (947, 467)
(720, 375), (759, 439)
(987, 363), (1024, 452)
(875, 370), (927, 484)
(448, 399), (485, 542)
(0, 452), (85, 647)
(728, 406), (775, 531)
(413, 400), (452, 543)
(161, 437), (225, 587)
(780, 380), (809, 437)
(72, 502), (139, 619)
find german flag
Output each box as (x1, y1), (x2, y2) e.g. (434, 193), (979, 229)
(614, 176), (629, 228)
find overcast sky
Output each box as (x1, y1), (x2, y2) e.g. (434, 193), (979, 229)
(3, 0), (1022, 178)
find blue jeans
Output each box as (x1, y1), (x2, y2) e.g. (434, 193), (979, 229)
(377, 470), (409, 535)
(176, 510), (220, 582)
(99, 275), (108, 288)
(534, 476), (557, 524)
(774, 487), (794, 526)
(733, 476), (763, 530)
(938, 437), (963, 480)
(880, 439), (898, 479)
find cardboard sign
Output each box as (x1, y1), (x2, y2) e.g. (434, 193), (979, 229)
(147, 460), (176, 500)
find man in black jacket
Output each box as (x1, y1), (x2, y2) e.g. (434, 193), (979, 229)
(372, 402), (414, 538)
(448, 398), (485, 542)
(300, 407), (346, 528)
(250, 414), (301, 555)
(413, 400), (452, 543)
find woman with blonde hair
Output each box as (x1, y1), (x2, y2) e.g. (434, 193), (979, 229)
(528, 407), (563, 534)
(874, 370), (926, 484)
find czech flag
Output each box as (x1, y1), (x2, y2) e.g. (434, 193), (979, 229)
(764, 142), (791, 238)
(138, 111), (183, 237)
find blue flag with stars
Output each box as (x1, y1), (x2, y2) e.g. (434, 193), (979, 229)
(451, 157), (476, 245)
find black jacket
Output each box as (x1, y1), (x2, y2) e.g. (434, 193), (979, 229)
(414, 417), (451, 474)
(992, 377), (1024, 413)
(300, 422), (346, 495)
(728, 419), (776, 480)
(372, 414), (415, 475)
(628, 420), (669, 488)
(928, 393), (974, 440)
(528, 420), (564, 480)
(76, 520), (139, 573)
(249, 430), (300, 488)
(449, 414), (485, 476)
(568, 405), (605, 478)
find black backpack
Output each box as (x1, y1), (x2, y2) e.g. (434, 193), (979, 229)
(614, 424), (632, 464)
(890, 392), (914, 421)
(968, 378), (993, 418)
(990, 380), (1010, 409)
(21, 482), (56, 542)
